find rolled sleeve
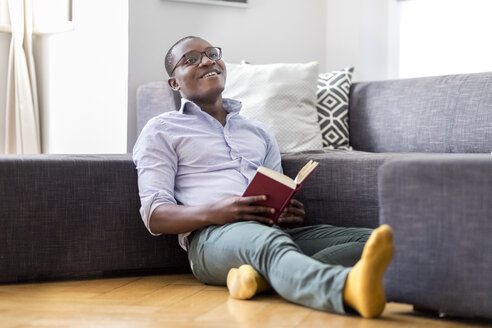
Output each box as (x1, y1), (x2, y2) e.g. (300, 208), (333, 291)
(133, 118), (178, 235)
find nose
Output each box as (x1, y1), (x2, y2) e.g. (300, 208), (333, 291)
(199, 53), (214, 66)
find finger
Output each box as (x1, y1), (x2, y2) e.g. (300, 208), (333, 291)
(289, 208), (306, 217)
(279, 214), (303, 221)
(245, 206), (275, 215)
(278, 216), (304, 225)
(290, 199), (304, 208)
(241, 195), (267, 204)
(283, 206), (305, 217)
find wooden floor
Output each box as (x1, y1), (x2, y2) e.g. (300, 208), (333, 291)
(1, 274), (491, 328)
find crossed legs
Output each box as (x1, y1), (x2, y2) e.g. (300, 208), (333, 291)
(188, 222), (393, 317)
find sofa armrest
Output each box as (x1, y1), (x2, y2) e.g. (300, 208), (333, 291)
(378, 156), (492, 318)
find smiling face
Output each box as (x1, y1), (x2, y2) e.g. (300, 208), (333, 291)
(168, 38), (227, 105)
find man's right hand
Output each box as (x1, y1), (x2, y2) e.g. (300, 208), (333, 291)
(207, 195), (275, 226)
(149, 195), (275, 235)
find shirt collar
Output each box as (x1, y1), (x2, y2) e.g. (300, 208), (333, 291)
(178, 98), (242, 116)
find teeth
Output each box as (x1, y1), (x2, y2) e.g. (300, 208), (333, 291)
(203, 72), (218, 78)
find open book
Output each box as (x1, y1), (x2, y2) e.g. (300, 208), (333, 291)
(242, 160), (319, 222)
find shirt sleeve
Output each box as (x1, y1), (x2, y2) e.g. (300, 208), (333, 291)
(261, 124), (283, 174)
(133, 118), (178, 236)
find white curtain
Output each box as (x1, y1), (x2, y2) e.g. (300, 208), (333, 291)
(4, 0), (40, 154)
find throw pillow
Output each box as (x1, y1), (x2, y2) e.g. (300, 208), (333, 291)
(223, 61), (323, 153)
(317, 67), (354, 150)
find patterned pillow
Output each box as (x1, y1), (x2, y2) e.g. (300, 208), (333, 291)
(316, 67), (354, 149)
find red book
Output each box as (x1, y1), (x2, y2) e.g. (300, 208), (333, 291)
(242, 160), (319, 222)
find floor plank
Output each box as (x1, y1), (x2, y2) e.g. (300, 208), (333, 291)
(0, 274), (491, 328)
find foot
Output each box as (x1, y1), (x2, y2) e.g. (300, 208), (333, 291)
(227, 264), (270, 300)
(343, 224), (394, 318)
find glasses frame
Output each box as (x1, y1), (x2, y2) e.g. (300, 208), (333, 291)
(170, 47), (222, 76)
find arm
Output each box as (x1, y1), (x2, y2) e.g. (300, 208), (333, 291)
(149, 195), (276, 234)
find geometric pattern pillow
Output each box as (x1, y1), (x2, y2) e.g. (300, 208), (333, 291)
(316, 67), (354, 150)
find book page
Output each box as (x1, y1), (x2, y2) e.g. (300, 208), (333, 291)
(257, 167), (296, 189)
(294, 160), (319, 185)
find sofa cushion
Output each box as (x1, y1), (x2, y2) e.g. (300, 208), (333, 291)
(0, 154), (189, 283)
(281, 150), (396, 229)
(281, 150), (383, 229)
(281, 151), (488, 230)
(316, 67), (354, 150)
(223, 61), (323, 153)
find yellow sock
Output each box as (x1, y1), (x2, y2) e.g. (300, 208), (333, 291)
(227, 264), (270, 300)
(343, 224), (394, 318)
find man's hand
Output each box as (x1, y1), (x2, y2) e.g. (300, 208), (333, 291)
(277, 199), (305, 228)
(208, 195), (275, 226)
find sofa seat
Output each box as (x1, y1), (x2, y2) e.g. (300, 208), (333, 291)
(0, 154), (189, 283)
(282, 150), (488, 227)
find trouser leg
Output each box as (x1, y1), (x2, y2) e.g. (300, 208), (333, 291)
(284, 225), (372, 266)
(187, 221), (350, 314)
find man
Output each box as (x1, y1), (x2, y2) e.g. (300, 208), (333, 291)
(133, 36), (394, 318)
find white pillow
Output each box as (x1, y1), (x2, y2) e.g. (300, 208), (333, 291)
(223, 62), (323, 153)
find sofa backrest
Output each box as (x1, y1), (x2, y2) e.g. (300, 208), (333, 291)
(137, 72), (492, 154)
(136, 81), (180, 135)
(349, 71), (492, 153)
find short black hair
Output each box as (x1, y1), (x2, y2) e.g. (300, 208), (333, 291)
(164, 36), (200, 77)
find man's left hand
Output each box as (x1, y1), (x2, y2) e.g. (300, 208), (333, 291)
(277, 199), (305, 228)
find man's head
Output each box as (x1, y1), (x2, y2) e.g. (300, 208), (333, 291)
(166, 36), (226, 104)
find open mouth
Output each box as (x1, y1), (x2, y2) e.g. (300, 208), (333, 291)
(201, 71), (221, 79)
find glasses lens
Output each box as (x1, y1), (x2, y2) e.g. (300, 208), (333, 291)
(205, 47), (221, 61)
(183, 51), (201, 65)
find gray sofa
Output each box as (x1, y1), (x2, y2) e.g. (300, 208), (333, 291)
(1, 71), (491, 319)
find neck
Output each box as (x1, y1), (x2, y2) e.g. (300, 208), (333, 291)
(195, 96), (227, 126)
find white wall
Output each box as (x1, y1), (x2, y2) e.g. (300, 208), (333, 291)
(0, 0), (10, 154)
(399, 0), (492, 78)
(4, 0), (399, 153)
(0, 32), (9, 154)
(36, 0), (128, 153)
(0, 0), (128, 154)
(128, 0), (327, 151)
(325, 0), (399, 82)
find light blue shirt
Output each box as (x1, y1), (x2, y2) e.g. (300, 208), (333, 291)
(133, 98), (282, 249)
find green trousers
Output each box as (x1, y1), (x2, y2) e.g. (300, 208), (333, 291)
(188, 221), (372, 314)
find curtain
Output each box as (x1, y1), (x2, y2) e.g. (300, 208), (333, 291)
(4, 0), (40, 154)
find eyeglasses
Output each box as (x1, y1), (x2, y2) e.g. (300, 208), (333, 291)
(170, 47), (222, 76)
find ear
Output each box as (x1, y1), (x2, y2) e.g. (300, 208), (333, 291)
(168, 78), (180, 91)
